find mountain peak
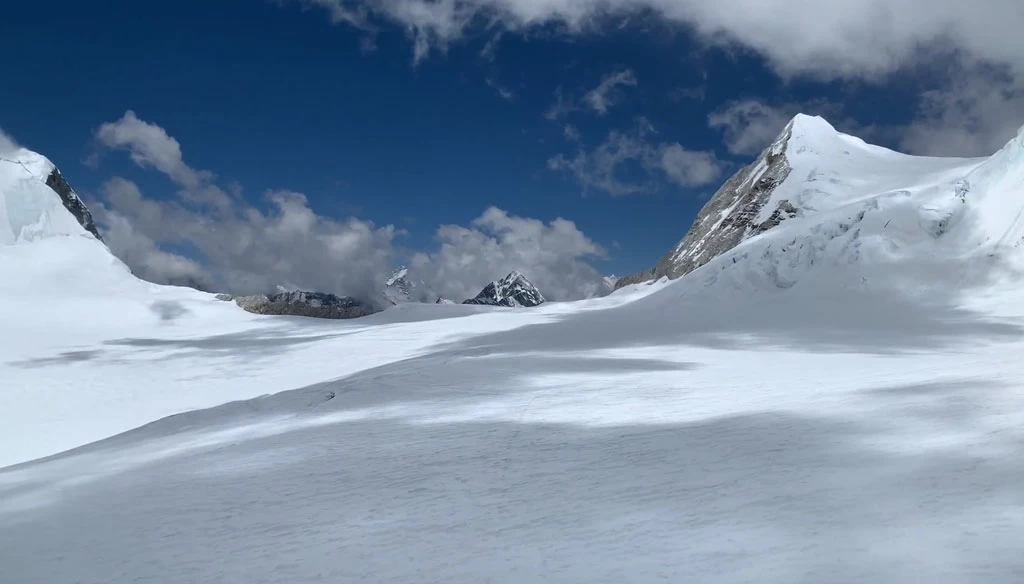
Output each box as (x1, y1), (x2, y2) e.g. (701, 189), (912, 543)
(0, 147), (103, 245)
(787, 113), (836, 134)
(463, 271), (546, 307)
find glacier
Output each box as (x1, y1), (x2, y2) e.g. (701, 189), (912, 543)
(5, 119), (1024, 583)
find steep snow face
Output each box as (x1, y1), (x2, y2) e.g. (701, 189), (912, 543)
(463, 271), (546, 307)
(616, 114), (983, 289)
(0, 148), (103, 245)
(645, 120), (1024, 304)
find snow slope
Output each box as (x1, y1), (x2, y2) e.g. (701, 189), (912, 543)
(670, 117), (1024, 299)
(0, 149), (94, 244)
(6, 126), (1024, 582)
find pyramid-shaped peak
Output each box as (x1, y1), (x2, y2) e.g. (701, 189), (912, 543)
(463, 271), (545, 307)
(503, 270), (527, 282)
(785, 113), (840, 139)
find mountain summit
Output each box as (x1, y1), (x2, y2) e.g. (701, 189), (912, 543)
(463, 271), (546, 307)
(615, 113), (989, 290)
(0, 147), (103, 245)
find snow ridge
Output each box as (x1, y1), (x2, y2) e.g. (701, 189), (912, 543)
(615, 113), (989, 291)
(0, 148), (103, 245)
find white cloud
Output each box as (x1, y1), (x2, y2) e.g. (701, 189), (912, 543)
(93, 176), (399, 301)
(658, 144), (724, 187)
(93, 112), (400, 300)
(900, 64), (1024, 157)
(294, 0), (1024, 82)
(93, 112), (612, 302)
(95, 110), (233, 210)
(485, 76), (516, 101)
(96, 111), (203, 188)
(549, 120), (724, 195)
(545, 70), (638, 121)
(95, 200), (212, 291)
(584, 69), (637, 115)
(709, 69), (1024, 160)
(708, 100), (798, 156)
(0, 128), (19, 155)
(409, 207), (608, 301)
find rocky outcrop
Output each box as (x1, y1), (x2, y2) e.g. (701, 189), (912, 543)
(383, 266), (413, 304)
(223, 290), (375, 319)
(435, 297), (455, 305)
(463, 271), (545, 307)
(44, 168), (103, 242)
(615, 117), (800, 289)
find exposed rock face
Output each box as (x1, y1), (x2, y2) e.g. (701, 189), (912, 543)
(615, 118), (798, 289)
(383, 266), (416, 304)
(435, 297), (455, 305)
(229, 290), (375, 319)
(463, 271), (545, 307)
(44, 168), (103, 242)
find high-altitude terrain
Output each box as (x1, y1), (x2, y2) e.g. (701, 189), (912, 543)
(5, 115), (1024, 582)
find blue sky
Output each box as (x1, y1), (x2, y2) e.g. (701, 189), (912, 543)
(1, 0), (1022, 301)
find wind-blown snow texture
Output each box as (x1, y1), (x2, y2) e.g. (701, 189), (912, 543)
(6, 118), (1024, 583)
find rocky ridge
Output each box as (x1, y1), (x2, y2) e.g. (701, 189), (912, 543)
(615, 116), (800, 289)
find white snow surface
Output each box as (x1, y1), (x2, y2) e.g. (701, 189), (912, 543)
(0, 149), (90, 245)
(6, 124), (1024, 582)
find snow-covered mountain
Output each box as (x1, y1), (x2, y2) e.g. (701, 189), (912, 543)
(462, 271), (546, 307)
(616, 114), (988, 290)
(12, 121), (1024, 583)
(0, 146), (103, 245)
(383, 265), (415, 304)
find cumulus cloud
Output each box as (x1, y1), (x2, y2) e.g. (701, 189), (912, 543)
(657, 144), (724, 187)
(294, 0), (1024, 81)
(409, 207), (608, 302)
(95, 111), (234, 210)
(96, 111), (203, 188)
(295, 0), (1024, 159)
(93, 111), (612, 303)
(94, 196), (212, 291)
(94, 177), (399, 301)
(706, 98), (908, 157)
(710, 71), (1024, 160)
(708, 100), (799, 156)
(0, 128), (19, 154)
(549, 120), (724, 195)
(584, 69), (637, 115)
(900, 63), (1024, 157)
(93, 112), (399, 300)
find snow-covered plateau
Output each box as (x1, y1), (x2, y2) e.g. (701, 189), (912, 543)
(5, 115), (1024, 583)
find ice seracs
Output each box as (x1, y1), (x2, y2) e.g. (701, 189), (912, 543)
(463, 271), (546, 307)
